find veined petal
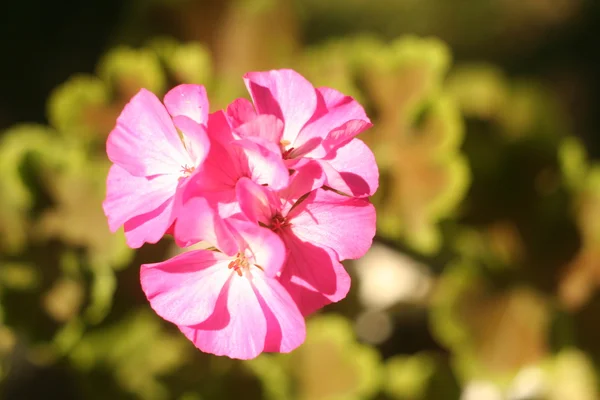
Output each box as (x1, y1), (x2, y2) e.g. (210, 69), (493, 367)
(294, 87), (372, 158)
(122, 195), (177, 248)
(319, 138), (379, 197)
(179, 270), (267, 360)
(231, 138), (289, 190)
(244, 69), (318, 146)
(319, 87), (369, 119)
(234, 114), (283, 144)
(207, 110), (237, 146)
(164, 84), (209, 125)
(287, 189), (376, 260)
(172, 115), (210, 168)
(278, 232), (351, 315)
(106, 89), (187, 177)
(140, 249), (232, 326)
(103, 164), (178, 233)
(226, 97), (258, 128)
(252, 274), (306, 353)
(236, 177), (279, 225)
(278, 160), (324, 211)
(174, 196), (238, 255)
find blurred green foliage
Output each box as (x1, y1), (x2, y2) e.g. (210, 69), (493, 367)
(1, 0), (600, 399)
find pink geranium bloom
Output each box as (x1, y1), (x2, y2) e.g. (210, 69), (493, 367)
(103, 85), (210, 248)
(173, 110), (290, 248)
(226, 69), (379, 198)
(140, 216), (305, 360)
(236, 164), (376, 315)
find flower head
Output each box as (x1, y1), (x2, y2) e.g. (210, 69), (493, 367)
(103, 68), (379, 359)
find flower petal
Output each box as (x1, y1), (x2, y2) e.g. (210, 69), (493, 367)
(103, 164), (178, 233)
(287, 188), (376, 260)
(294, 87), (372, 158)
(174, 196), (238, 255)
(207, 110), (237, 146)
(231, 138), (289, 191)
(106, 89), (187, 176)
(227, 218), (286, 278)
(278, 232), (351, 315)
(278, 160), (325, 210)
(319, 138), (379, 197)
(226, 97), (258, 128)
(164, 84), (209, 125)
(234, 114), (284, 144)
(140, 249), (231, 326)
(236, 177), (279, 225)
(172, 115), (210, 168)
(252, 274), (306, 353)
(244, 69), (318, 146)
(121, 196), (176, 248)
(179, 271), (267, 360)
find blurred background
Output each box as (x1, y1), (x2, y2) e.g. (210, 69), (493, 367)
(2, 0), (600, 399)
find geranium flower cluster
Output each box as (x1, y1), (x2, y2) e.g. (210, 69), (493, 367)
(103, 69), (378, 359)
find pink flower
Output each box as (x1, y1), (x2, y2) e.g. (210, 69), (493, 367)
(103, 68), (380, 359)
(173, 110), (290, 248)
(140, 216), (305, 360)
(236, 163), (376, 315)
(103, 85), (210, 248)
(226, 69), (379, 197)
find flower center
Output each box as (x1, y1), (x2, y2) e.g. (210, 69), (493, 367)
(270, 213), (290, 232)
(280, 140), (295, 160)
(228, 252), (250, 277)
(180, 164), (196, 178)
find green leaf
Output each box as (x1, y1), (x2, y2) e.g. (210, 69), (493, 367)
(47, 74), (110, 141)
(248, 315), (382, 400)
(0, 124), (61, 253)
(149, 38), (213, 85)
(98, 46), (166, 98)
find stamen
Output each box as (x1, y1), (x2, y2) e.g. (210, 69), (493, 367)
(282, 147), (295, 160)
(180, 164), (196, 178)
(270, 214), (290, 231)
(280, 140), (294, 160)
(227, 252), (250, 277)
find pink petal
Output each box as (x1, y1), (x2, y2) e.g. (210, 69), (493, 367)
(232, 138), (289, 191)
(226, 97), (258, 128)
(278, 160), (324, 210)
(234, 114), (284, 144)
(244, 69), (318, 146)
(106, 89), (188, 177)
(319, 119), (372, 156)
(164, 84), (209, 125)
(227, 218), (286, 278)
(103, 164), (178, 232)
(236, 177), (279, 225)
(278, 232), (351, 315)
(172, 115), (210, 168)
(174, 196), (238, 255)
(252, 274), (306, 353)
(287, 189), (376, 260)
(206, 110), (237, 146)
(293, 87), (372, 158)
(179, 270), (267, 360)
(122, 195), (177, 248)
(319, 138), (379, 197)
(189, 141), (242, 192)
(318, 87), (369, 121)
(140, 249), (232, 326)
